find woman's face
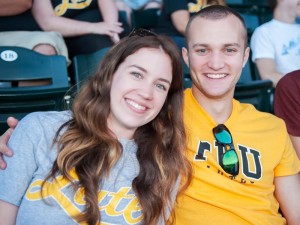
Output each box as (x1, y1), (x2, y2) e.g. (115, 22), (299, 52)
(108, 47), (173, 139)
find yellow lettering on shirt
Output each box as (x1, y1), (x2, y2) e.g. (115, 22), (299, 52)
(103, 187), (143, 223)
(54, 0), (93, 16)
(25, 169), (143, 224)
(188, 0), (204, 13)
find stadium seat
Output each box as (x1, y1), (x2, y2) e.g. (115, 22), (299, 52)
(236, 54), (274, 113)
(72, 47), (110, 92)
(226, 0), (243, 5)
(235, 80), (273, 113)
(0, 46), (69, 133)
(239, 12), (260, 38)
(131, 8), (160, 29)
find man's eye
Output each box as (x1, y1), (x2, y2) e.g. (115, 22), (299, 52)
(197, 49), (206, 53)
(226, 48), (237, 54)
(195, 48), (208, 55)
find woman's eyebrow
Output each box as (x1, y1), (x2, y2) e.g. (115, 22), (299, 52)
(129, 65), (171, 85)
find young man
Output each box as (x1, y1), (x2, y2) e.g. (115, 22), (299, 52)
(0, 5), (300, 225)
(175, 5), (300, 225)
(250, 0), (300, 87)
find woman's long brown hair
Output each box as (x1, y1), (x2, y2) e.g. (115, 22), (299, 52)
(42, 35), (192, 225)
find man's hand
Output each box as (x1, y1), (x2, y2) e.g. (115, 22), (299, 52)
(0, 117), (18, 169)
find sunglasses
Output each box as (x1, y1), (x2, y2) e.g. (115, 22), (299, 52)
(212, 124), (239, 176)
(128, 28), (157, 38)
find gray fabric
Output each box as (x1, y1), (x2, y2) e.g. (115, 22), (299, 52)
(0, 111), (179, 224)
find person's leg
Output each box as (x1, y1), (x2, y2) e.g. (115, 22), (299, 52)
(33, 43), (57, 55)
(0, 31), (68, 86)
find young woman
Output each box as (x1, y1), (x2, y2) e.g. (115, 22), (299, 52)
(0, 32), (191, 225)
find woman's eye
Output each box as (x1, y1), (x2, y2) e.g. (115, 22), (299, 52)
(131, 72), (142, 79)
(156, 83), (167, 91)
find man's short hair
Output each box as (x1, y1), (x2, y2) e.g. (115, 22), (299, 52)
(185, 5), (248, 49)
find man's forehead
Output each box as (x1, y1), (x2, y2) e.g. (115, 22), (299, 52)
(187, 15), (247, 46)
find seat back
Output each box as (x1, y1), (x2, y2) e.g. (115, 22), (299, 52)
(238, 60), (253, 84)
(238, 50), (258, 83)
(226, 0), (243, 5)
(72, 47), (110, 92)
(240, 12), (260, 38)
(131, 8), (160, 29)
(234, 80), (273, 112)
(0, 46), (69, 133)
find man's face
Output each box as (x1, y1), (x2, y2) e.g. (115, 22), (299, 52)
(183, 15), (249, 101)
(281, 0), (300, 18)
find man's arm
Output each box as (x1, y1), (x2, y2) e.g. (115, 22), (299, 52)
(0, 0), (32, 16)
(274, 174), (300, 225)
(255, 58), (283, 87)
(0, 117), (18, 169)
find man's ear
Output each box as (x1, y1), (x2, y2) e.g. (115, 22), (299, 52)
(242, 47), (250, 68)
(182, 47), (189, 68)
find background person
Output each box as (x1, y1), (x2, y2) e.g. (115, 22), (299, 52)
(250, 0), (300, 87)
(31, 0), (130, 59)
(274, 69), (300, 159)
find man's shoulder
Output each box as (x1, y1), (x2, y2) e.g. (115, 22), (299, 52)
(238, 102), (286, 128)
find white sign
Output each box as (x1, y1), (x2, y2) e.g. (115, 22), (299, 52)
(0, 50), (18, 62)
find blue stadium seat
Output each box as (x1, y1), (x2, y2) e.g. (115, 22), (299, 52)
(131, 8), (160, 29)
(72, 47), (110, 92)
(0, 46), (69, 133)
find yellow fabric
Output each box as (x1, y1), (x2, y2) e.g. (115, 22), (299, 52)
(174, 89), (300, 225)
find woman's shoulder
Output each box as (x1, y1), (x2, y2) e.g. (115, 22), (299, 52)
(17, 110), (72, 134)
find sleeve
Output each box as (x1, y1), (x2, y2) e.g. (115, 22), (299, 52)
(250, 25), (275, 62)
(0, 113), (42, 206)
(274, 75), (300, 136)
(274, 121), (300, 177)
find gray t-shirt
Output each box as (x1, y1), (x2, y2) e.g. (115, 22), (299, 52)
(0, 111), (179, 224)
